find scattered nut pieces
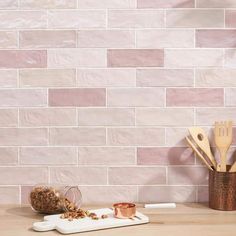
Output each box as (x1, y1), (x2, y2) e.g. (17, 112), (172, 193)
(101, 214), (108, 219)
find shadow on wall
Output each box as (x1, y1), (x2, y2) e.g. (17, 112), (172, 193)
(138, 146), (209, 203)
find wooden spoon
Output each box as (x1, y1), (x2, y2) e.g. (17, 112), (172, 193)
(186, 137), (213, 171)
(188, 127), (217, 170)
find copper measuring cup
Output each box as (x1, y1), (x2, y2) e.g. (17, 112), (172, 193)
(113, 203), (136, 219)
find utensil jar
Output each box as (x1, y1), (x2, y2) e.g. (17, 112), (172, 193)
(209, 167), (236, 211)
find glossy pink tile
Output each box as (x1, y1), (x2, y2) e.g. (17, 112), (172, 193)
(108, 49), (164, 67)
(168, 167), (208, 185)
(139, 186), (196, 203)
(0, 50), (47, 68)
(196, 30), (236, 48)
(50, 128), (106, 146)
(166, 88), (224, 107)
(49, 88), (106, 107)
(138, 0), (195, 8)
(78, 147), (135, 165)
(109, 167), (166, 185)
(137, 147), (194, 165)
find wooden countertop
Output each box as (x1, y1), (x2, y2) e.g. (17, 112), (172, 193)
(1, 203), (236, 236)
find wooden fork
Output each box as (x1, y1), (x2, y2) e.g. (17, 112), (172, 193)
(214, 121), (233, 172)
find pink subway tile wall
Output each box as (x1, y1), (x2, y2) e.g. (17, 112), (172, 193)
(0, 0), (235, 204)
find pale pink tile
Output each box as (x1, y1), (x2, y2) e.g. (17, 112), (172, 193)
(108, 49), (164, 67)
(78, 30), (135, 48)
(78, 147), (135, 165)
(137, 69), (194, 87)
(0, 109), (17, 127)
(0, 128), (47, 146)
(78, 108), (134, 126)
(79, 186), (137, 204)
(136, 108), (194, 126)
(0, 187), (19, 204)
(108, 88), (165, 107)
(196, 30), (236, 48)
(197, 186), (208, 202)
(0, 31), (17, 48)
(137, 147), (194, 165)
(0, 50), (47, 68)
(233, 128), (236, 145)
(19, 108), (76, 127)
(0, 147), (18, 165)
(50, 128), (106, 146)
(196, 108), (236, 126)
(0, 89), (47, 107)
(166, 88), (224, 107)
(138, 0), (195, 8)
(138, 186), (196, 203)
(166, 128), (189, 147)
(78, 0), (136, 8)
(197, 0), (236, 8)
(21, 186), (33, 204)
(19, 0), (76, 8)
(20, 30), (76, 48)
(168, 167), (208, 185)
(225, 88), (236, 106)
(226, 10), (236, 28)
(77, 69), (136, 87)
(225, 49), (236, 68)
(0, 70), (17, 87)
(0, 0), (18, 9)
(0, 167), (48, 184)
(166, 9), (224, 28)
(108, 10), (164, 28)
(196, 69), (236, 87)
(137, 29), (194, 48)
(165, 49), (223, 68)
(0, 11), (47, 29)
(48, 10), (106, 28)
(48, 49), (106, 68)
(20, 147), (77, 165)
(20, 69), (76, 87)
(50, 167), (107, 185)
(109, 167), (166, 185)
(49, 88), (106, 107)
(107, 128), (165, 146)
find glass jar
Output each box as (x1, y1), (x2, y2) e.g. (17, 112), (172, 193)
(29, 184), (82, 214)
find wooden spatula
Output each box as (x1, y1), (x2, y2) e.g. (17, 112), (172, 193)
(214, 121), (233, 172)
(188, 127), (217, 170)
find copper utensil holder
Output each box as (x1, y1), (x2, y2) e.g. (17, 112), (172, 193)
(209, 166), (236, 211)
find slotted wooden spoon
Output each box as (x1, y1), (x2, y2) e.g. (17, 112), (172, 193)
(188, 127), (217, 170)
(215, 121), (233, 172)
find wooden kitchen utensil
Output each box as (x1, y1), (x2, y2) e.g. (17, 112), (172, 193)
(230, 162), (236, 172)
(186, 137), (214, 171)
(188, 127), (217, 170)
(214, 121), (233, 172)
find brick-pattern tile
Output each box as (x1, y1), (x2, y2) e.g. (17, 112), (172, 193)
(20, 30), (76, 48)
(138, 186), (196, 203)
(20, 69), (76, 87)
(108, 49), (164, 67)
(108, 10), (164, 28)
(0, 50), (47, 68)
(0, 0), (235, 205)
(49, 88), (106, 107)
(137, 147), (195, 165)
(166, 88), (224, 107)
(166, 9), (224, 28)
(138, 0), (195, 8)
(109, 167), (166, 185)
